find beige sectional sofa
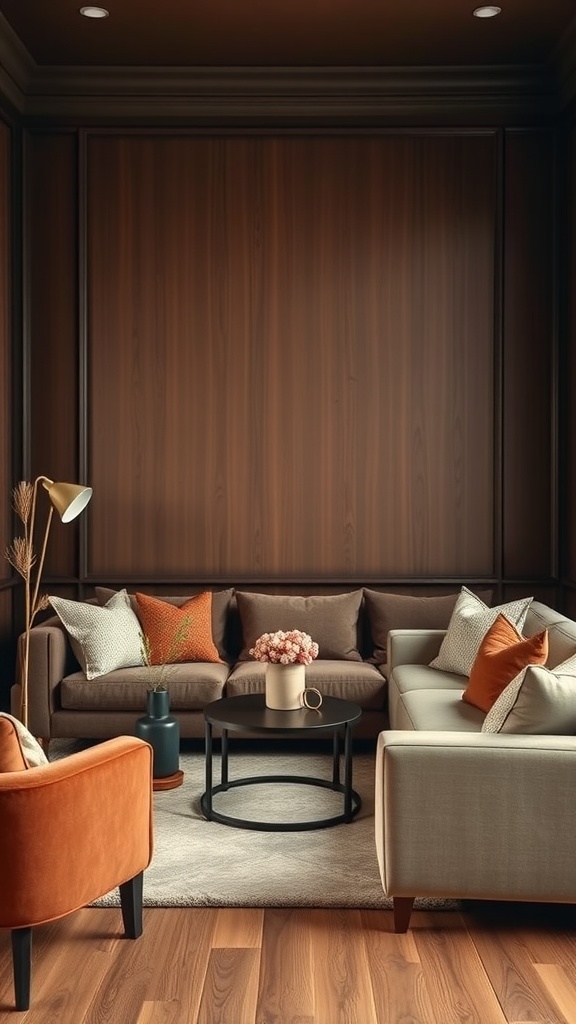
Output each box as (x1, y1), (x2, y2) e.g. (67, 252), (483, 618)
(375, 598), (576, 929)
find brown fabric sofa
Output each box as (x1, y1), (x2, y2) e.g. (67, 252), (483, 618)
(11, 587), (389, 744)
(10, 585), (494, 747)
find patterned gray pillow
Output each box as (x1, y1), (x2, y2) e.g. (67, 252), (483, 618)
(49, 589), (145, 680)
(430, 586), (533, 677)
(482, 654), (576, 734)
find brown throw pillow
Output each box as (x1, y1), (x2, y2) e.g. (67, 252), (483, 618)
(363, 588), (494, 665)
(463, 613), (548, 713)
(236, 591), (363, 661)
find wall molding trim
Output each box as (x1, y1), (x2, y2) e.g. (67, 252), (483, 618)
(22, 65), (556, 126)
(0, 14), (559, 126)
(22, 65), (557, 126)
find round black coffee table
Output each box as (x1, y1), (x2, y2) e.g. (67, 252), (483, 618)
(201, 693), (363, 831)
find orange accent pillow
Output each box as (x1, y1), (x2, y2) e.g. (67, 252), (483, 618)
(463, 614), (548, 713)
(135, 591), (222, 665)
(0, 717), (28, 772)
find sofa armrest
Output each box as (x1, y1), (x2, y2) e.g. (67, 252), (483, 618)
(387, 629), (446, 669)
(375, 730), (576, 904)
(16, 622), (77, 739)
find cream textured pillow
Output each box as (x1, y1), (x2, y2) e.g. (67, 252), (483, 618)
(482, 654), (576, 734)
(49, 589), (146, 680)
(430, 586), (533, 677)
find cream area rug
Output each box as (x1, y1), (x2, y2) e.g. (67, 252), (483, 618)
(52, 741), (456, 911)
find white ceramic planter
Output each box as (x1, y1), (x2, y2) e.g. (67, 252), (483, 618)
(265, 662), (306, 710)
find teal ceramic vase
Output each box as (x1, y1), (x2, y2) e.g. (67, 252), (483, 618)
(135, 689), (180, 778)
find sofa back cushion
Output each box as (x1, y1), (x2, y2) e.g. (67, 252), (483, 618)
(363, 588), (493, 665)
(236, 591), (363, 661)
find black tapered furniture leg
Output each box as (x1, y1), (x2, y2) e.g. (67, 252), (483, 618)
(119, 871), (144, 939)
(11, 926), (32, 1011)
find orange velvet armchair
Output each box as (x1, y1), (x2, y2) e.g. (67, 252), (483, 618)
(0, 725), (153, 1011)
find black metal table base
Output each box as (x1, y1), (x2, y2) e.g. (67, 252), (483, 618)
(200, 773), (362, 831)
(202, 719), (362, 831)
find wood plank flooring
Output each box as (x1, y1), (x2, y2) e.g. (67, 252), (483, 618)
(1, 902), (575, 1023)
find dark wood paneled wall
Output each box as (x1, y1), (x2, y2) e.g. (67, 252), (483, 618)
(502, 131), (555, 579)
(26, 132), (79, 577)
(560, 122), (576, 618)
(23, 128), (556, 593)
(84, 131), (497, 580)
(0, 117), (13, 707)
(0, 120), (10, 575)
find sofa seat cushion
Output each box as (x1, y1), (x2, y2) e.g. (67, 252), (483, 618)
(226, 660), (386, 709)
(388, 664), (466, 727)
(60, 662), (229, 712)
(395, 688), (485, 732)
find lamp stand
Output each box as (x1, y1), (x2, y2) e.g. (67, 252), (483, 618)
(5, 475), (93, 730)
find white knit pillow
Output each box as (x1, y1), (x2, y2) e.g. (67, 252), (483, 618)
(430, 587), (533, 677)
(49, 589), (145, 680)
(482, 654), (576, 734)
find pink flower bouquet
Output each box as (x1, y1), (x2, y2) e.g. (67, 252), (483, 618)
(249, 629), (319, 666)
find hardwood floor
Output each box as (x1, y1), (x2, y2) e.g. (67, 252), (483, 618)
(1, 902), (576, 1023)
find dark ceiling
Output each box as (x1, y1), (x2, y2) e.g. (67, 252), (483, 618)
(0, 0), (574, 69)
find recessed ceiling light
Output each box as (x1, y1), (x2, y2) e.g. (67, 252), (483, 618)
(79, 6), (110, 17)
(473, 5), (502, 16)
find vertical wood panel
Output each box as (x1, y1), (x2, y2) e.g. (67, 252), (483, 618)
(86, 132), (496, 580)
(565, 125), (576, 588)
(0, 119), (10, 582)
(27, 133), (80, 576)
(503, 130), (555, 578)
(0, 119), (13, 710)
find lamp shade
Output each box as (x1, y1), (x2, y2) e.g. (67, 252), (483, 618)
(43, 480), (93, 523)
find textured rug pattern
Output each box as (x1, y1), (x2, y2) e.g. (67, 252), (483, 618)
(52, 743), (455, 910)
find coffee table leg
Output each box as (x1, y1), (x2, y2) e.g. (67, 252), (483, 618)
(344, 722), (353, 820)
(332, 729), (340, 786)
(221, 728), (229, 789)
(204, 720), (213, 819)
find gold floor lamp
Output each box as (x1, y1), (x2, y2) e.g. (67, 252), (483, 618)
(5, 476), (93, 727)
